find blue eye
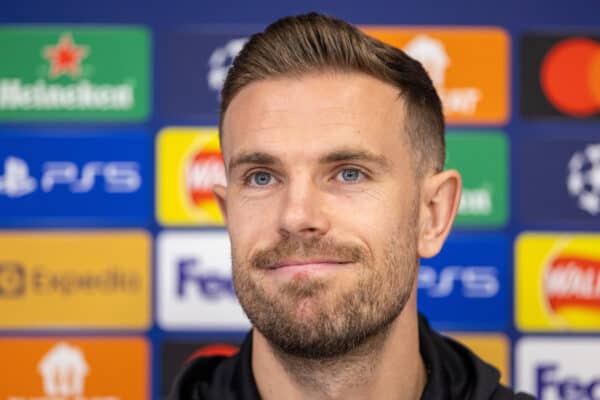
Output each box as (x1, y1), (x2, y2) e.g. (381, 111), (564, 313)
(248, 171), (274, 186)
(337, 168), (363, 182)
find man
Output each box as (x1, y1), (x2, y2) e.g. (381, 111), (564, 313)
(170, 13), (533, 400)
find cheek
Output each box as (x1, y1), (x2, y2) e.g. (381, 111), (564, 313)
(226, 194), (280, 253)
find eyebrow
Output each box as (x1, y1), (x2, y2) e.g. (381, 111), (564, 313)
(227, 148), (391, 173)
(319, 149), (390, 170)
(228, 151), (279, 172)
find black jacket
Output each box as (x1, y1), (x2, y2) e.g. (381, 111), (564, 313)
(170, 315), (535, 399)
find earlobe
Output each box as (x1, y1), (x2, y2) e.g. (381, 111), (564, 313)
(212, 184), (228, 224)
(417, 170), (462, 258)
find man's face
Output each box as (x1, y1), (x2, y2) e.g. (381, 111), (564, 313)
(218, 72), (422, 358)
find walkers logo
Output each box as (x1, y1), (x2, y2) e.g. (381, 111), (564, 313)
(516, 337), (600, 399)
(0, 338), (147, 399)
(519, 137), (600, 226)
(0, 130), (151, 226)
(0, 27), (149, 121)
(418, 234), (508, 330)
(445, 132), (508, 227)
(516, 233), (600, 331)
(160, 30), (252, 118)
(157, 127), (226, 226)
(161, 340), (240, 397)
(449, 334), (509, 385)
(522, 33), (600, 119)
(361, 27), (509, 124)
(0, 231), (150, 329)
(157, 231), (250, 329)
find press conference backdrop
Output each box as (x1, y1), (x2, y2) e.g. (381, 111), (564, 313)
(0, 0), (599, 398)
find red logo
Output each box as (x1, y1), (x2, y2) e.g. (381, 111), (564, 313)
(185, 150), (225, 206)
(541, 37), (600, 117)
(187, 344), (239, 362)
(43, 33), (89, 79)
(544, 255), (600, 313)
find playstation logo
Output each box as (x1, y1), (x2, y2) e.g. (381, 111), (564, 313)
(0, 156), (37, 198)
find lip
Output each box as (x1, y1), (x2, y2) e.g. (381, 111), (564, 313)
(268, 259), (350, 270)
(265, 259), (353, 278)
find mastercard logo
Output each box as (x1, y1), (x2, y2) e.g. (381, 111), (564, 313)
(544, 253), (600, 325)
(540, 37), (600, 117)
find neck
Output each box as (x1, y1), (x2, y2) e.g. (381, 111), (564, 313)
(252, 306), (426, 400)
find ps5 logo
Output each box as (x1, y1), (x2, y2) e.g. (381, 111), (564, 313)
(0, 156), (141, 198)
(418, 265), (499, 298)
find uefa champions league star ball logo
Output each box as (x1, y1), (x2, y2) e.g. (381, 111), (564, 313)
(567, 143), (600, 215)
(207, 37), (248, 99)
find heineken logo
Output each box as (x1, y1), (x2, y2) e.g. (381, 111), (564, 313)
(0, 27), (149, 121)
(44, 33), (89, 79)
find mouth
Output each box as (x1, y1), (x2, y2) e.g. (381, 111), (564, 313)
(266, 259), (353, 278)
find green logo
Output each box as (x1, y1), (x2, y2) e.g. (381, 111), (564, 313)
(0, 26), (149, 121)
(445, 131), (508, 227)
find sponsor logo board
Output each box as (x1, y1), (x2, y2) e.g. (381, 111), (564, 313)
(157, 231), (250, 329)
(161, 340), (240, 397)
(361, 27), (509, 124)
(519, 138), (600, 224)
(522, 33), (600, 119)
(516, 232), (600, 331)
(157, 127), (225, 226)
(446, 132), (508, 227)
(0, 337), (147, 399)
(449, 334), (509, 385)
(159, 30), (251, 118)
(0, 231), (151, 329)
(0, 27), (149, 121)
(417, 234), (509, 330)
(0, 130), (151, 226)
(516, 337), (600, 399)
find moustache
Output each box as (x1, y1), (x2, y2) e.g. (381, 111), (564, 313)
(250, 236), (369, 270)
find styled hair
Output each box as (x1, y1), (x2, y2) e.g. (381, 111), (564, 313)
(220, 12), (445, 175)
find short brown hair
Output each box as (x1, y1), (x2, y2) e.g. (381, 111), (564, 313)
(220, 12), (445, 175)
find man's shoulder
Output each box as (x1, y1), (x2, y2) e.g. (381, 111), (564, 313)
(418, 314), (535, 400)
(490, 384), (536, 399)
(168, 333), (259, 400)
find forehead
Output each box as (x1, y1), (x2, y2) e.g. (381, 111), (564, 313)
(220, 72), (407, 161)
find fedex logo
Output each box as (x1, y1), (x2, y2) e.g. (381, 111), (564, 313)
(516, 338), (600, 399)
(0, 156), (141, 198)
(176, 257), (235, 299)
(537, 364), (600, 399)
(157, 231), (250, 330)
(418, 265), (499, 298)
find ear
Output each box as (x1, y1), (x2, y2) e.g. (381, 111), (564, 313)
(417, 169), (462, 258)
(212, 184), (228, 224)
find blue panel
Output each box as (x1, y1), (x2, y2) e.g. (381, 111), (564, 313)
(159, 30), (254, 120)
(0, 129), (151, 226)
(519, 136), (600, 226)
(417, 234), (509, 331)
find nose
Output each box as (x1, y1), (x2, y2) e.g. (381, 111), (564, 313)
(278, 175), (331, 239)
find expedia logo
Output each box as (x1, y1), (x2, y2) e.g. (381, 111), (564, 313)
(0, 262), (141, 297)
(0, 263), (26, 297)
(544, 254), (600, 322)
(185, 149), (225, 210)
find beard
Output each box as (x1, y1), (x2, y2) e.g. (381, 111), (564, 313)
(232, 220), (419, 360)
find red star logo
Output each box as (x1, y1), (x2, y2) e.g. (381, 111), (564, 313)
(43, 33), (89, 79)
